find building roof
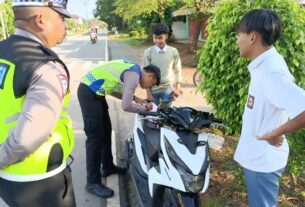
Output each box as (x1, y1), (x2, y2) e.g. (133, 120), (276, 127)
(172, 8), (195, 17)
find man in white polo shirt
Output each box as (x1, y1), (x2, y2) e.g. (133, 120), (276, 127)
(235, 9), (305, 207)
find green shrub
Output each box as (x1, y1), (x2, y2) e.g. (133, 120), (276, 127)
(118, 33), (130, 38)
(198, 0), (305, 175)
(129, 30), (139, 37)
(0, 0), (15, 39)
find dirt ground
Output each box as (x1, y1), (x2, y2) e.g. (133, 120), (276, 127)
(110, 38), (305, 207)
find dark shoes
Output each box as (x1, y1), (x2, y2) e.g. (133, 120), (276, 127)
(86, 183), (114, 198)
(101, 165), (127, 177)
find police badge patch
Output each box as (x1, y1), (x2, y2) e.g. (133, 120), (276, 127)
(0, 63), (9, 89)
(247, 95), (255, 109)
(57, 74), (68, 99)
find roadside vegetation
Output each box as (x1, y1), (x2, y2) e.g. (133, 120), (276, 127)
(0, 0), (14, 39)
(110, 33), (147, 46)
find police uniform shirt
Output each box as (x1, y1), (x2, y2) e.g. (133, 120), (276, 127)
(0, 29), (68, 169)
(234, 47), (305, 173)
(121, 71), (147, 113)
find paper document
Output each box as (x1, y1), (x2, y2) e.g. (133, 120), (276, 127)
(150, 103), (158, 112)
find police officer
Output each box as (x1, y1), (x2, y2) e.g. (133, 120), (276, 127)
(0, 1), (76, 206)
(77, 59), (160, 198)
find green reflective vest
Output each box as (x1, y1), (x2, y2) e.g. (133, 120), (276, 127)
(81, 59), (141, 96)
(0, 35), (74, 178)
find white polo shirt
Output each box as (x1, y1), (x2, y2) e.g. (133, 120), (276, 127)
(234, 47), (305, 173)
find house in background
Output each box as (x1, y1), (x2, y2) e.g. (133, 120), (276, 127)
(172, 0), (305, 41)
(171, 8), (209, 41)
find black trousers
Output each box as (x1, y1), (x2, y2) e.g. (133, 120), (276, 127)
(77, 83), (114, 184)
(0, 168), (76, 207)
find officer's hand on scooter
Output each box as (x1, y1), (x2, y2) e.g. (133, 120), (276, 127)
(144, 102), (153, 111)
(172, 88), (183, 100)
(146, 94), (154, 102)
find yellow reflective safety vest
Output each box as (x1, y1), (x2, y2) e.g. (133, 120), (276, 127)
(81, 59), (141, 96)
(0, 35), (74, 180)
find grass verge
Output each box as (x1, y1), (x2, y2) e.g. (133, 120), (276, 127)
(110, 34), (147, 46)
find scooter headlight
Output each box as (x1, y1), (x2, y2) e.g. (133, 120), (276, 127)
(176, 164), (205, 193)
(164, 137), (207, 193)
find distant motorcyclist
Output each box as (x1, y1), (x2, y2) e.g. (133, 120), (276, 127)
(89, 27), (97, 44)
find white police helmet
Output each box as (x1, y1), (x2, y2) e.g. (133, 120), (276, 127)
(12, 0), (71, 18)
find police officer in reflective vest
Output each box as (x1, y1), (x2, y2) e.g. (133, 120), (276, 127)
(0, 0), (76, 206)
(77, 60), (160, 198)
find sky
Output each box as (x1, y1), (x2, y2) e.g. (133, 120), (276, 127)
(0, 0), (97, 19)
(67, 0), (97, 19)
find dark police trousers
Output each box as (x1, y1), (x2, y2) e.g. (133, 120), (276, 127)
(0, 168), (76, 207)
(77, 83), (114, 184)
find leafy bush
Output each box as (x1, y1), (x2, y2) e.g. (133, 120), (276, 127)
(66, 18), (90, 34)
(0, 0), (15, 39)
(129, 30), (139, 37)
(198, 0), (305, 175)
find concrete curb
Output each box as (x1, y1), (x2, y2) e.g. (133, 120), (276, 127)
(107, 130), (127, 207)
(106, 130), (120, 207)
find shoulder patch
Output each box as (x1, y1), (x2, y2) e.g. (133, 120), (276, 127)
(57, 74), (68, 99)
(247, 95), (255, 109)
(0, 63), (9, 89)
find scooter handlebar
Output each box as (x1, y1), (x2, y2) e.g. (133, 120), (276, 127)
(138, 111), (158, 116)
(211, 117), (223, 124)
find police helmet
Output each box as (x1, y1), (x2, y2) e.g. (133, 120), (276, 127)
(12, 0), (71, 18)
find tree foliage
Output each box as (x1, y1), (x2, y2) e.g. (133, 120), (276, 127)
(0, 0), (15, 39)
(183, 0), (218, 15)
(65, 18), (103, 34)
(172, 0), (218, 50)
(198, 0), (305, 175)
(94, 0), (125, 30)
(97, 0), (218, 38)
(113, 0), (177, 22)
(112, 0), (182, 34)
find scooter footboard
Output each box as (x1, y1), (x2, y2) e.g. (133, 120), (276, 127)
(152, 187), (201, 207)
(178, 192), (201, 207)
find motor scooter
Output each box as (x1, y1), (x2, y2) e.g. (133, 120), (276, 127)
(90, 32), (97, 44)
(125, 104), (224, 207)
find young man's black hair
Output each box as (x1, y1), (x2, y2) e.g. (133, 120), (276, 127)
(152, 23), (169, 36)
(237, 9), (282, 46)
(143, 65), (161, 86)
